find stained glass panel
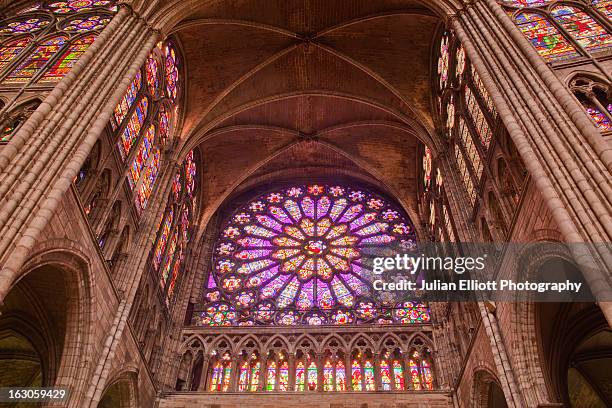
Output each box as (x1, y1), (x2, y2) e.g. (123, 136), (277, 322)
(63, 14), (111, 33)
(364, 360), (375, 391)
(470, 65), (495, 115)
(459, 117), (484, 179)
(134, 147), (160, 213)
(196, 184), (421, 326)
(307, 361), (317, 391)
(585, 104), (612, 131)
(41, 34), (96, 82)
(45, 0), (114, 14)
(295, 362), (305, 391)
(128, 125), (155, 189)
(351, 360), (362, 391)
(421, 359), (433, 390)
(593, 0), (612, 19)
(455, 45), (466, 79)
(3, 36), (67, 84)
(551, 6), (612, 53)
(153, 209), (173, 270)
(279, 361), (289, 391)
(393, 360), (405, 390)
(514, 12), (579, 60)
(423, 147), (432, 191)
(0, 38), (31, 72)
(117, 96), (148, 160)
(335, 361), (346, 391)
(409, 359), (421, 390)
(250, 361), (261, 391)
(112, 71), (141, 130)
(500, 0), (550, 7)
(465, 86), (493, 150)
(185, 150), (196, 196)
(0, 17), (50, 34)
(438, 34), (449, 89)
(145, 55), (159, 92)
(266, 361), (276, 391)
(323, 361), (333, 391)
(165, 42), (179, 99)
(455, 144), (476, 205)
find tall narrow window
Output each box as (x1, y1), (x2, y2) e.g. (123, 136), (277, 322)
(364, 360), (375, 391)
(335, 360), (346, 391)
(112, 71), (142, 129)
(238, 362), (249, 391)
(117, 96), (148, 161)
(323, 361), (333, 391)
(40, 34), (96, 82)
(380, 360), (392, 390)
(279, 361), (289, 391)
(295, 361), (305, 391)
(351, 360), (362, 391)
(250, 361), (261, 391)
(266, 361), (276, 391)
(393, 360), (405, 390)
(409, 359), (421, 390)
(307, 361), (317, 391)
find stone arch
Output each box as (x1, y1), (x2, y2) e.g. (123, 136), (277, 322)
(5, 246), (94, 405)
(471, 368), (508, 408)
(98, 370), (139, 408)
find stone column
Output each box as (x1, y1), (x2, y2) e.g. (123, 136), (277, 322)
(288, 352), (296, 391)
(452, 0), (612, 326)
(0, 6), (161, 305)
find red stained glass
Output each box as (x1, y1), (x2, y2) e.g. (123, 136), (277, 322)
(153, 209), (173, 270)
(0, 38), (32, 72)
(3, 35), (67, 84)
(146, 55), (159, 93)
(551, 5), (612, 54)
(117, 96), (148, 160)
(134, 147), (160, 214)
(112, 71), (142, 130)
(593, 0), (612, 20)
(158, 104), (171, 146)
(40, 34), (96, 82)
(514, 12), (579, 61)
(165, 42), (179, 100)
(127, 125), (155, 189)
(0, 17), (50, 34)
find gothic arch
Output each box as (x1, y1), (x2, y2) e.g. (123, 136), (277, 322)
(471, 368), (508, 408)
(98, 370), (139, 408)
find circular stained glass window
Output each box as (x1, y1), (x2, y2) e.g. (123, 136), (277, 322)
(0, 17), (51, 34)
(195, 184), (430, 326)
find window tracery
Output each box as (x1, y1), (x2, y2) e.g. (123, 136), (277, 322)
(179, 331), (436, 393)
(501, 1), (612, 61)
(0, 2), (117, 84)
(194, 183), (429, 327)
(569, 75), (612, 131)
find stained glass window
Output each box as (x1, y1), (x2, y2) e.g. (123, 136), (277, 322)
(117, 96), (148, 160)
(459, 117), (484, 180)
(336, 361), (346, 391)
(295, 361), (305, 391)
(421, 359), (434, 390)
(552, 6), (612, 54)
(158, 104), (171, 146)
(62, 14), (111, 32)
(0, 17), (51, 35)
(211, 362), (223, 391)
(128, 125), (155, 189)
(134, 147), (160, 213)
(423, 147), (432, 191)
(146, 55), (159, 93)
(323, 361), (333, 391)
(593, 0), (612, 19)
(279, 361), (289, 390)
(266, 361), (276, 391)
(455, 144), (476, 205)
(409, 359), (421, 390)
(112, 71), (142, 130)
(165, 43), (179, 99)
(470, 65), (495, 115)
(185, 150), (196, 196)
(210, 355), (231, 392)
(455, 45), (466, 79)
(250, 361), (261, 391)
(464, 85), (491, 149)
(40, 34), (96, 82)
(501, 0), (550, 7)
(393, 360), (405, 390)
(307, 361), (317, 391)
(364, 360), (375, 391)
(584, 103), (612, 131)
(195, 184), (428, 326)
(153, 209), (173, 270)
(380, 360), (391, 390)
(351, 360), (362, 391)
(514, 12), (579, 61)
(160, 229), (178, 289)
(3, 36), (67, 83)
(0, 38), (31, 72)
(447, 96), (455, 134)
(45, 0), (115, 14)
(438, 34), (449, 89)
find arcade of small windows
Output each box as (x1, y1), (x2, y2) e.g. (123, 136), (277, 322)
(176, 333), (436, 393)
(0, 1), (118, 142)
(192, 184), (431, 327)
(432, 32), (526, 241)
(501, 1), (612, 62)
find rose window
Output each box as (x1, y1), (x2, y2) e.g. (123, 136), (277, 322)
(195, 184), (430, 326)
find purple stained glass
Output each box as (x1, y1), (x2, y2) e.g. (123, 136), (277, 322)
(194, 184), (427, 327)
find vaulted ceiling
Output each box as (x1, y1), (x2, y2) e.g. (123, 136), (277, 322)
(170, 0), (443, 232)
